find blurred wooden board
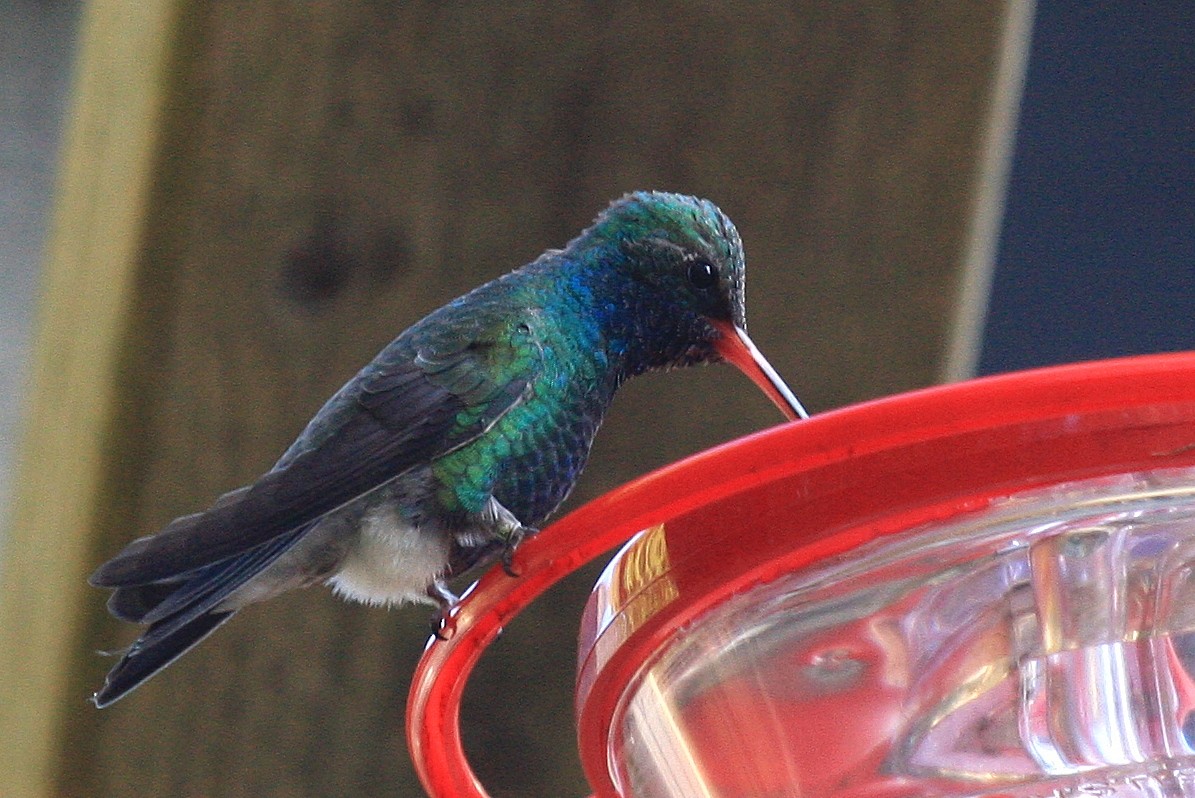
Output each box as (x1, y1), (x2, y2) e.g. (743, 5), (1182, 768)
(2, 2), (1010, 795)
(0, 1), (182, 796)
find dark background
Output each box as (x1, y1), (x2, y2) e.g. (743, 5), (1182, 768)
(980, 2), (1195, 373)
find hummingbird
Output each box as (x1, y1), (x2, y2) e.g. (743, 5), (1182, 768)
(89, 191), (808, 707)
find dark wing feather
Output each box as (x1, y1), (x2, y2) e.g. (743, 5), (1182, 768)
(92, 610), (234, 707)
(127, 525), (311, 628)
(91, 313), (543, 588)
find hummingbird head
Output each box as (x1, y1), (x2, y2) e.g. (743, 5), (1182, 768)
(575, 192), (808, 420)
(582, 191), (746, 328)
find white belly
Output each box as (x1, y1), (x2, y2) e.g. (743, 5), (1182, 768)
(326, 503), (450, 607)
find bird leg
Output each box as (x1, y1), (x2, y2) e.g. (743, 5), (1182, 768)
(480, 497), (537, 578)
(499, 529), (527, 577)
(426, 578), (459, 641)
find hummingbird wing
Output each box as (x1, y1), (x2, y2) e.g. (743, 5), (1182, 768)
(90, 310), (545, 588)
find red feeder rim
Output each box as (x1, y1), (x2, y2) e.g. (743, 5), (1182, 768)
(407, 351), (1195, 798)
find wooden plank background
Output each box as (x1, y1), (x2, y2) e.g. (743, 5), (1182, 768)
(3, 1), (1008, 796)
(0, 1), (183, 795)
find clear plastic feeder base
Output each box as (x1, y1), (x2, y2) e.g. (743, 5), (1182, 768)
(606, 469), (1195, 798)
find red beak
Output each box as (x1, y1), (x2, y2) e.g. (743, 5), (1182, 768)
(710, 320), (809, 421)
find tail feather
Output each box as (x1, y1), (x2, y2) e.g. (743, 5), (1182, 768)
(140, 528), (306, 628)
(93, 610), (234, 707)
(93, 526), (309, 706)
(107, 581), (178, 623)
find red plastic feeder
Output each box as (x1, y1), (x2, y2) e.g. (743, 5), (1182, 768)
(408, 352), (1195, 798)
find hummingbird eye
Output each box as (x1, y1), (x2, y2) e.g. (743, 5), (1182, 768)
(686, 259), (719, 290)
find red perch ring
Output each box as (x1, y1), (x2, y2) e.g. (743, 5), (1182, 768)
(408, 351), (1195, 798)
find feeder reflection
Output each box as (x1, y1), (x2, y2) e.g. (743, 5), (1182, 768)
(604, 471), (1195, 798)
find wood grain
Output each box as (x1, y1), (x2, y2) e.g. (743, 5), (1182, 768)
(0, 1), (183, 796)
(8, 2), (1007, 795)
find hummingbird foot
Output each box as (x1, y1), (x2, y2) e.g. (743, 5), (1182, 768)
(499, 526), (536, 577)
(426, 579), (459, 641)
(501, 547), (519, 577)
(480, 496), (536, 577)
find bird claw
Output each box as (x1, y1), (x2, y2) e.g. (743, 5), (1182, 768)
(500, 525), (534, 577)
(480, 496), (535, 578)
(430, 617), (454, 642)
(426, 580), (459, 641)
